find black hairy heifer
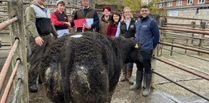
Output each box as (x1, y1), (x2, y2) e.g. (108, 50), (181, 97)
(39, 31), (143, 103)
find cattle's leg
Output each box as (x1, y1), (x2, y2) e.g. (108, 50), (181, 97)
(60, 42), (74, 103)
(126, 63), (134, 84)
(119, 64), (127, 82)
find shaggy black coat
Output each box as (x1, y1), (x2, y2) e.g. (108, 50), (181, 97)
(39, 31), (143, 103)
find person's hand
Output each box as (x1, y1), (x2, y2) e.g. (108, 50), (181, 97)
(65, 22), (71, 27)
(35, 36), (44, 46)
(56, 36), (60, 39)
(85, 24), (91, 29)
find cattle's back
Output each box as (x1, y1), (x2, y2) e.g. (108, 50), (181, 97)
(40, 32), (123, 103)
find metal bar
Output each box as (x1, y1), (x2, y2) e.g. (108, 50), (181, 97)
(159, 42), (209, 54)
(159, 27), (209, 35)
(0, 59), (21, 103)
(163, 25), (209, 31)
(0, 17), (18, 31)
(153, 57), (209, 81)
(0, 10), (8, 12)
(0, 0), (8, 2)
(162, 47), (209, 62)
(164, 32), (209, 40)
(153, 71), (209, 101)
(165, 23), (202, 28)
(165, 41), (209, 51)
(12, 78), (22, 103)
(160, 16), (209, 21)
(0, 38), (19, 93)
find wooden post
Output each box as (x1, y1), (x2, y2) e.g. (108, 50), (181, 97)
(185, 39), (189, 54)
(198, 21), (206, 55)
(0, 38), (1, 48)
(157, 18), (165, 57)
(8, 0), (28, 102)
(151, 49), (157, 88)
(170, 38), (174, 56)
(191, 21), (195, 44)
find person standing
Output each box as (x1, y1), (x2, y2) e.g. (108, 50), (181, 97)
(96, 6), (111, 35)
(115, 7), (136, 84)
(70, 0), (99, 32)
(51, 0), (71, 36)
(25, 0), (59, 92)
(70, 10), (77, 33)
(130, 5), (160, 97)
(107, 12), (121, 37)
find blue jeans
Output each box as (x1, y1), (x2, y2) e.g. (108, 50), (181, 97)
(127, 62), (133, 67)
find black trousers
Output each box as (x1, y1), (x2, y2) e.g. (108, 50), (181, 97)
(28, 35), (52, 85)
(136, 50), (153, 74)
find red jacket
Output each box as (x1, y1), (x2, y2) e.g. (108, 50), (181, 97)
(107, 24), (117, 37)
(51, 9), (70, 31)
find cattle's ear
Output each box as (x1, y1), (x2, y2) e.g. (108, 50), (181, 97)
(135, 42), (143, 49)
(135, 44), (139, 48)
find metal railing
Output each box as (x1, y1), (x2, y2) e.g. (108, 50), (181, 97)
(0, 2), (24, 102)
(0, 17), (17, 31)
(153, 70), (209, 101)
(0, 38), (19, 92)
(0, 59), (21, 103)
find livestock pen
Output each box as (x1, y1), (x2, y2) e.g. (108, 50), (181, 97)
(0, 0), (209, 103)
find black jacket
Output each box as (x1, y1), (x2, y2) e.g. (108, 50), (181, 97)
(120, 18), (136, 38)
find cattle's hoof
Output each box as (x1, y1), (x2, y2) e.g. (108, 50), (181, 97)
(119, 75), (126, 82)
(119, 78), (126, 82)
(29, 84), (38, 93)
(127, 78), (134, 85)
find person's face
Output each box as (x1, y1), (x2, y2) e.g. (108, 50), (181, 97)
(113, 14), (120, 23)
(124, 9), (131, 19)
(140, 8), (150, 18)
(57, 3), (65, 12)
(36, 0), (46, 5)
(103, 9), (111, 16)
(81, 0), (89, 8)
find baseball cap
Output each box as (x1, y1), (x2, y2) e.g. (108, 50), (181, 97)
(56, 0), (65, 6)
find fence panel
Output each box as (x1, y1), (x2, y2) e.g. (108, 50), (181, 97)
(8, 0), (29, 102)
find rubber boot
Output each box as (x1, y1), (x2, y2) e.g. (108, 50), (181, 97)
(29, 84), (38, 93)
(142, 74), (152, 96)
(119, 65), (127, 82)
(126, 65), (134, 85)
(130, 70), (143, 90)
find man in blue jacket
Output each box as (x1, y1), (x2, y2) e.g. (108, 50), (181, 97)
(130, 5), (160, 96)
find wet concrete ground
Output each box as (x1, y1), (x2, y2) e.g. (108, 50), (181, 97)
(1, 34), (209, 103)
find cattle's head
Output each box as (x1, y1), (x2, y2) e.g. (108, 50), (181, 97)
(125, 41), (143, 63)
